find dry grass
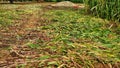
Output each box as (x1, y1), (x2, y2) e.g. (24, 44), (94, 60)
(0, 3), (120, 68)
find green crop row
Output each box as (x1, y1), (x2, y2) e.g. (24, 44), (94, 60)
(84, 0), (120, 22)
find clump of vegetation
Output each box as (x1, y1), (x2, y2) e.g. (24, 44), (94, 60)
(38, 9), (120, 67)
(84, 0), (120, 22)
(43, 10), (119, 45)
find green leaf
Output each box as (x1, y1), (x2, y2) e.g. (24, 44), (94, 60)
(27, 43), (39, 48)
(48, 61), (58, 66)
(38, 55), (50, 60)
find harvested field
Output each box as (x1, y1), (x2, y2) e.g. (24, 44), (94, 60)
(0, 2), (120, 68)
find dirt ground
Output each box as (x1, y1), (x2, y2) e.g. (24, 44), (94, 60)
(0, 2), (120, 68)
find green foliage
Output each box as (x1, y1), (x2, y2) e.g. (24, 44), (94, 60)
(16, 64), (25, 68)
(40, 10), (120, 63)
(0, 10), (17, 27)
(27, 43), (40, 48)
(70, 0), (83, 3)
(43, 10), (119, 45)
(38, 55), (50, 60)
(84, 0), (120, 22)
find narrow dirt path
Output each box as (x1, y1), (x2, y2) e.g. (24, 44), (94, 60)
(0, 8), (43, 46)
(0, 6), (51, 67)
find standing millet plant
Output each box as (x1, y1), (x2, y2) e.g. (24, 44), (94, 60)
(83, 0), (120, 22)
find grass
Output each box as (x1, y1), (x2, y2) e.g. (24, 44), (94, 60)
(0, 4), (41, 27)
(0, 3), (120, 67)
(34, 9), (120, 67)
